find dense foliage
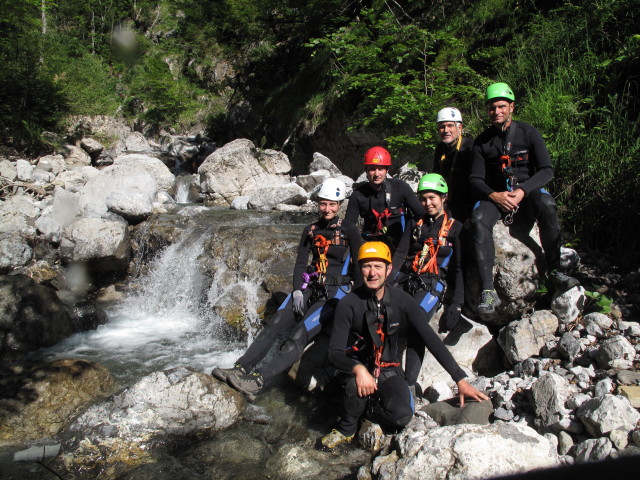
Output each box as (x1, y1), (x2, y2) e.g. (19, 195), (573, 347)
(0, 0), (638, 264)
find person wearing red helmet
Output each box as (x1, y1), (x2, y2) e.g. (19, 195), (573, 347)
(345, 146), (422, 251)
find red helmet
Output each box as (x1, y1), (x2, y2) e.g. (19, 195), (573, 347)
(363, 146), (392, 166)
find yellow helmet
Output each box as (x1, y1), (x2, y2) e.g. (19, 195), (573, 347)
(358, 241), (391, 263)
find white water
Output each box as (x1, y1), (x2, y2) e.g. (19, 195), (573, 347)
(174, 175), (194, 203)
(38, 225), (248, 385)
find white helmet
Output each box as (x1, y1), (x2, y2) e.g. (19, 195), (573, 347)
(436, 107), (463, 124)
(317, 178), (346, 201)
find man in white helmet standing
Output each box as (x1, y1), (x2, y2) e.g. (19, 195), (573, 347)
(432, 107), (477, 222)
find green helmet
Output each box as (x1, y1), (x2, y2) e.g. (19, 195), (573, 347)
(417, 173), (448, 194)
(486, 82), (515, 103)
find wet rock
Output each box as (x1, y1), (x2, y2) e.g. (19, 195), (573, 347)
(380, 423), (559, 480)
(551, 286), (586, 323)
(595, 335), (636, 369)
(265, 444), (324, 479)
(0, 359), (115, 446)
(577, 394), (640, 437)
(358, 420), (387, 453)
(59, 216), (131, 275)
(56, 367), (245, 479)
(497, 310), (559, 364)
(0, 274), (77, 361)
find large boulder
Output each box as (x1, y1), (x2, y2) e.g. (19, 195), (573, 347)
(576, 394), (640, 437)
(0, 359), (116, 446)
(247, 182), (308, 209)
(0, 275), (75, 361)
(373, 422), (559, 479)
(59, 216), (131, 275)
(530, 372), (572, 427)
(53, 166), (100, 193)
(198, 139), (291, 206)
(55, 367), (245, 478)
(0, 235), (32, 273)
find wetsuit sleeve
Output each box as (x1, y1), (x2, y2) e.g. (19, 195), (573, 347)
(292, 225), (312, 291)
(432, 143), (444, 174)
(470, 139), (494, 198)
(400, 180), (422, 219)
(444, 221), (464, 306)
(345, 190), (362, 226)
(328, 296), (362, 373)
(517, 125), (554, 195)
(391, 219), (412, 275)
(345, 221), (363, 287)
(406, 298), (466, 382)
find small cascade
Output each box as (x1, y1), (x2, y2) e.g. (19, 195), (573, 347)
(174, 174), (195, 203)
(39, 222), (248, 384)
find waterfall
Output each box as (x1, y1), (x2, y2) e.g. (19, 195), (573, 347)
(37, 222), (247, 385)
(174, 174), (194, 203)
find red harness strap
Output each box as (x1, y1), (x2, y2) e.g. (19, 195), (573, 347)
(371, 208), (392, 234)
(411, 213), (454, 275)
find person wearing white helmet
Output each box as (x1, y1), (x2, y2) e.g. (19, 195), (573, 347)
(212, 178), (362, 398)
(431, 107), (477, 222)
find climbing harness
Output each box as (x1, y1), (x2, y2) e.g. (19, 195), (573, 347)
(367, 299), (400, 382)
(497, 123), (526, 226)
(411, 213), (454, 276)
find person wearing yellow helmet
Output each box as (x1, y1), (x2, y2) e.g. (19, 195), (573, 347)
(469, 82), (579, 316)
(431, 107), (477, 222)
(319, 240), (488, 450)
(212, 178), (362, 398)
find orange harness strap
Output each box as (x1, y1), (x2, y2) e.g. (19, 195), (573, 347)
(411, 213), (454, 275)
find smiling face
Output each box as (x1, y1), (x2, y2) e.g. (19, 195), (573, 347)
(419, 191), (445, 217)
(365, 165), (388, 188)
(487, 99), (514, 129)
(360, 259), (392, 296)
(437, 121), (463, 145)
(318, 199), (340, 221)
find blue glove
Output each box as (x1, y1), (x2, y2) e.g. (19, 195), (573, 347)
(292, 290), (304, 316)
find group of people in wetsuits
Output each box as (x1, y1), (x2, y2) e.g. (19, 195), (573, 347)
(211, 82), (578, 450)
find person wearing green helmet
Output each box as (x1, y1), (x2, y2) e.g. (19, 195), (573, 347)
(431, 107), (477, 222)
(469, 82), (579, 315)
(391, 173), (465, 389)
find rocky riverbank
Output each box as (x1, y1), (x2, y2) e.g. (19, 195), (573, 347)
(0, 117), (639, 479)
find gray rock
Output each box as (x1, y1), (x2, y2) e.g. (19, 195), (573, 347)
(80, 137), (104, 158)
(617, 370), (640, 385)
(358, 420), (387, 452)
(124, 131), (150, 152)
(248, 182), (308, 209)
(559, 247), (580, 272)
(595, 335), (636, 369)
(113, 154), (175, 192)
(609, 428), (629, 450)
(594, 378), (615, 397)
(531, 372), (571, 426)
(0, 159), (17, 181)
(15, 159), (33, 181)
(295, 173), (325, 192)
(583, 312), (613, 330)
(425, 381), (455, 403)
(577, 394), (640, 437)
(551, 286), (586, 323)
(617, 320), (640, 337)
(0, 235), (32, 272)
(309, 152), (341, 176)
(54, 166), (100, 193)
(36, 154), (67, 175)
(573, 437), (612, 463)
(567, 392), (592, 410)
(57, 367), (244, 478)
(633, 429), (640, 447)
(62, 145), (91, 167)
(558, 332), (581, 359)
(230, 195), (251, 210)
(557, 431), (574, 455)
(59, 216), (130, 274)
(382, 423), (559, 480)
(257, 148), (291, 175)
(497, 310), (559, 364)
(198, 139), (290, 206)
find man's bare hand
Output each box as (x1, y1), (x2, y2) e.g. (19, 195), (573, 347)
(457, 379), (490, 407)
(488, 189), (524, 212)
(353, 364), (377, 397)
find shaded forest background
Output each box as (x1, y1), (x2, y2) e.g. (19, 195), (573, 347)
(1, 0), (638, 267)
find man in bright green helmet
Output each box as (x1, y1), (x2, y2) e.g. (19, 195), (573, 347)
(469, 82), (579, 315)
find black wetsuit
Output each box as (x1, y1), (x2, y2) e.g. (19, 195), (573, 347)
(433, 135), (476, 222)
(469, 120), (562, 289)
(392, 213), (463, 385)
(236, 217), (362, 384)
(345, 178), (423, 250)
(328, 285), (466, 436)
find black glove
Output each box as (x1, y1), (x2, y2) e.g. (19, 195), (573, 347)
(439, 303), (461, 333)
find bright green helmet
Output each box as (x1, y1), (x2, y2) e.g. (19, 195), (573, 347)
(417, 173), (448, 194)
(486, 82), (515, 103)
